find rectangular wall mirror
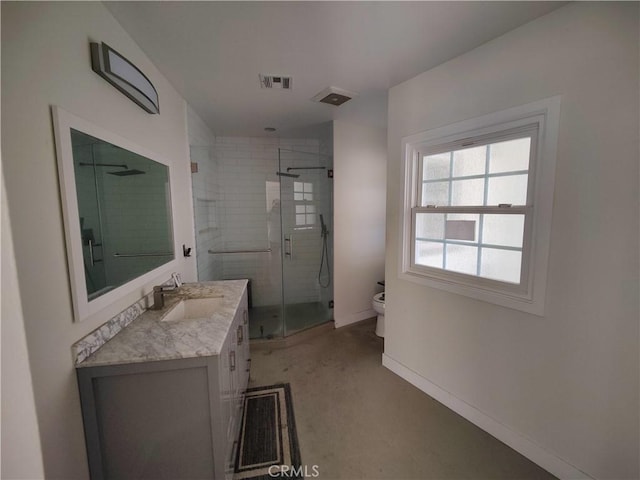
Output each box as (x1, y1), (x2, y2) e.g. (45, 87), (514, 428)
(52, 106), (177, 322)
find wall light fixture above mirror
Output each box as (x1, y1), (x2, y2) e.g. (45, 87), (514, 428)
(52, 106), (177, 322)
(90, 42), (160, 114)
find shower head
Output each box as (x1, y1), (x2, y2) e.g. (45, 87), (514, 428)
(286, 166), (326, 172)
(79, 162), (145, 176)
(276, 171), (299, 178)
(79, 162), (128, 169)
(108, 169), (145, 176)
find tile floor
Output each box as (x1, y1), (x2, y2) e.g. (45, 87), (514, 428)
(249, 318), (557, 480)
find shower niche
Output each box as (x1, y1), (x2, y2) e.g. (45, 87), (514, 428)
(53, 107), (178, 322)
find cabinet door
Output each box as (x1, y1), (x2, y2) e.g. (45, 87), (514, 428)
(78, 359), (217, 480)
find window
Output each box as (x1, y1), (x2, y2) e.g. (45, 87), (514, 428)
(294, 181), (316, 229)
(416, 133), (532, 284)
(296, 204), (316, 227)
(400, 98), (560, 315)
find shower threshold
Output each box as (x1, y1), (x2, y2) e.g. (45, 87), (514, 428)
(248, 301), (332, 340)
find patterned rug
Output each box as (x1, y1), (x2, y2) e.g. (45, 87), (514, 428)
(234, 383), (302, 479)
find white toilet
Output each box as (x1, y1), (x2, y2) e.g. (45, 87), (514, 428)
(372, 292), (385, 337)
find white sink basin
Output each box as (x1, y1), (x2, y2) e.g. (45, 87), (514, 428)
(161, 297), (225, 322)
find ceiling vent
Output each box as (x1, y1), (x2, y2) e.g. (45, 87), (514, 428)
(259, 74), (292, 90)
(311, 86), (357, 106)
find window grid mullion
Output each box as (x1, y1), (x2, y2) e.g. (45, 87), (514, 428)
(477, 144), (490, 276)
(415, 237), (523, 253)
(421, 169), (529, 184)
(413, 206), (529, 215)
(415, 149), (423, 209)
(443, 151), (454, 269)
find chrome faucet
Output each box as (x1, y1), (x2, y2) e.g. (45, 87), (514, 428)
(152, 275), (181, 310)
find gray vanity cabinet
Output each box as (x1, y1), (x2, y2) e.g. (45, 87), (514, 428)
(218, 289), (251, 477)
(220, 293), (251, 476)
(76, 289), (250, 480)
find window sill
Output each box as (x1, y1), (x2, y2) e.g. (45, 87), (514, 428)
(399, 269), (544, 316)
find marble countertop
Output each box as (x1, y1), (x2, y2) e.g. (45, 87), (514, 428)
(76, 280), (248, 368)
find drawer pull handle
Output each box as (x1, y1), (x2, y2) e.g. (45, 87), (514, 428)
(237, 325), (244, 345)
(243, 309), (248, 325)
(229, 350), (236, 371)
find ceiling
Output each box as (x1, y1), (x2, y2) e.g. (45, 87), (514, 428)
(105, 1), (565, 138)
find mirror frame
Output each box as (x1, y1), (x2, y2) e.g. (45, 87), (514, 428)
(52, 106), (179, 322)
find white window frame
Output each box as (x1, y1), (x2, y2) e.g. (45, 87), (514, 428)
(399, 97), (561, 315)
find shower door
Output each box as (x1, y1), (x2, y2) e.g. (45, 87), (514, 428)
(278, 148), (333, 336)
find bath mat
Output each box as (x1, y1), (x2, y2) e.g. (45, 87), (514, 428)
(234, 383), (302, 479)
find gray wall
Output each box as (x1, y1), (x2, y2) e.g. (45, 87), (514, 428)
(385, 3), (639, 478)
(1, 3), (196, 477)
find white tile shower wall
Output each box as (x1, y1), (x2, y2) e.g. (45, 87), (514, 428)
(214, 137), (328, 308)
(216, 137), (279, 306)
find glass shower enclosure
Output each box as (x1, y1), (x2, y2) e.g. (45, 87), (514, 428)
(191, 143), (333, 339)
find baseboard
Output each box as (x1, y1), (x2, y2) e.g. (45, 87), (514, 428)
(382, 353), (592, 480)
(334, 309), (376, 328)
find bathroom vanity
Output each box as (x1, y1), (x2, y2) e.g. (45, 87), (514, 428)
(76, 280), (250, 480)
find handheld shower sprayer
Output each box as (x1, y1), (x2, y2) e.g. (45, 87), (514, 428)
(318, 214), (330, 288)
(319, 214), (329, 238)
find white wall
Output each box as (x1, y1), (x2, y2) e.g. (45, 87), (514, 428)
(1, 172), (45, 479)
(1, 3), (196, 477)
(333, 120), (387, 327)
(385, 3), (639, 479)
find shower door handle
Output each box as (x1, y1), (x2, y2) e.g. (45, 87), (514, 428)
(284, 235), (293, 258)
(88, 239), (95, 266)
(87, 240), (102, 267)
(229, 350), (236, 372)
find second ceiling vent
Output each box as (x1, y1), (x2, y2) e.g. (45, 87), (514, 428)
(259, 74), (292, 90)
(311, 86), (357, 106)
